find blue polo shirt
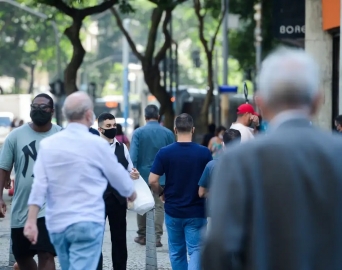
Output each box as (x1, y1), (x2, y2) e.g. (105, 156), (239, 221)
(151, 142), (212, 218)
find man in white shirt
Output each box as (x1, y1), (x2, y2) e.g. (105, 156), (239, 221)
(23, 92), (136, 270)
(230, 103), (260, 142)
(96, 112), (139, 270)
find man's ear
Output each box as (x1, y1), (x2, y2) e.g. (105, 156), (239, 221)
(174, 128), (177, 135)
(192, 127), (195, 134)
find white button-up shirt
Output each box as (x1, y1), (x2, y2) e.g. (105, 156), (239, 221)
(28, 123), (135, 233)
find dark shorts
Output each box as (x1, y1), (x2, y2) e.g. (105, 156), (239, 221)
(11, 217), (56, 260)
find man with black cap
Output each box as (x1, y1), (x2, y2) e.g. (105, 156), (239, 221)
(130, 105), (175, 247)
(230, 103), (260, 142)
(96, 112), (139, 270)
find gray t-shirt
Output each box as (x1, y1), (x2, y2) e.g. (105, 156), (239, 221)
(0, 123), (62, 228)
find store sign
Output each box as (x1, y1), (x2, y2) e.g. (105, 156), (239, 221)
(273, 0), (305, 39)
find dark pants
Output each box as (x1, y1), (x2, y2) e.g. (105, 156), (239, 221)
(97, 195), (127, 270)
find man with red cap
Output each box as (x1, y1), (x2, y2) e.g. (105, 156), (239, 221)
(230, 103), (259, 142)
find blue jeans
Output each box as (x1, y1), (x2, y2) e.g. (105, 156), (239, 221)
(165, 213), (207, 270)
(49, 222), (104, 270)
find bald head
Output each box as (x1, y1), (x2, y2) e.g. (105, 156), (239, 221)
(257, 47), (321, 113)
(62, 92), (94, 126)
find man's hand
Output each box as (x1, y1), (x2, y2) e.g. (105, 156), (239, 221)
(128, 191), (137, 202)
(251, 115), (260, 126)
(0, 199), (6, 218)
(130, 168), (140, 180)
(24, 220), (38, 244)
(159, 194), (165, 203)
(4, 178), (11, 189)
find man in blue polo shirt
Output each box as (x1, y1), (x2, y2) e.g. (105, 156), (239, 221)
(149, 113), (212, 270)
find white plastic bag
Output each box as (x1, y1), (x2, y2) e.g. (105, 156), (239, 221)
(127, 176), (155, 216)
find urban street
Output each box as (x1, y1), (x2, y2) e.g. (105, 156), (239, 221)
(0, 193), (172, 270)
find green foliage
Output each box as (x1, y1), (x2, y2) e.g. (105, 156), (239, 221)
(86, 0), (247, 95)
(229, 0), (278, 71)
(204, 0), (221, 17)
(0, 0), (72, 87)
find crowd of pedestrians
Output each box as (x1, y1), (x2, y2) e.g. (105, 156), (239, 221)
(2, 46), (342, 270)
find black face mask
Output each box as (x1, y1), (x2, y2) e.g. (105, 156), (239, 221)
(102, 128), (117, 139)
(30, 109), (52, 126)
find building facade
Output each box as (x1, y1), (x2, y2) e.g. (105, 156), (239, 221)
(306, 0), (339, 129)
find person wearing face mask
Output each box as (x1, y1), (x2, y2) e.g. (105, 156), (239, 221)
(230, 103), (260, 142)
(0, 93), (61, 270)
(23, 93), (136, 270)
(96, 112), (140, 270)
(208, 126), (227, 158)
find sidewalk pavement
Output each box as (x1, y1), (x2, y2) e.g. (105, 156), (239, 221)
(0, 193), (171, 270)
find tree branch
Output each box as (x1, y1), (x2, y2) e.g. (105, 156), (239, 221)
(210, 5), (226, 52)
(45, 0), (75, 17)
(109, 7), (144, 61)
(193, 0), (210, 55)
(154, 9), (173, 65)
(0, 10), (14, 35)
(81, 0), (117, 19)
(145, 7), (164, 61)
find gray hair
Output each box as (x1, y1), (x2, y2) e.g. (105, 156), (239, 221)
(257, 47), (321, 110)
(62, 92), (93, 121)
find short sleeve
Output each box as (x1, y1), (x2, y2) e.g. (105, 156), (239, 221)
(0, 132), (15, 171)
(198, 163), (211, 188)
(205, 148), (213, 163)
(150, 150), (164, 176)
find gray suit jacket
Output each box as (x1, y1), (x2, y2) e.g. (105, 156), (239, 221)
(202, 118), (342, 270)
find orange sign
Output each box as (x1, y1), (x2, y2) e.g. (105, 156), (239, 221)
(105, 101), (118, 108)
(148, 95), (156, 102)
(322, 0), (340, 30)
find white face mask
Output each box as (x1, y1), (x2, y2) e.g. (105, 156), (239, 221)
(218, 134), (223, 139)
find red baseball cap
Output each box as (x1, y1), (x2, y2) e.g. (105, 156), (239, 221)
(237, 104), (259, 116)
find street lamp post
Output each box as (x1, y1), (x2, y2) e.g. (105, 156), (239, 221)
(0, 0), (62, 80)
(222, 0), (229, 85)
(122, 19), (130, 132)
(254, 2), (262, 89)
(220, 0), (230, 127)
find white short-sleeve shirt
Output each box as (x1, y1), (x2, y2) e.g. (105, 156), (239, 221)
(230, 123), (255, 143)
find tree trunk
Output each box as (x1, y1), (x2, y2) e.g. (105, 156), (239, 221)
(199, 53), (215, 134)
(64, 18), (86, 95)
(142, 63), (174, 130)
(14, 77), (20, 94)
(28, 63), (36, 94)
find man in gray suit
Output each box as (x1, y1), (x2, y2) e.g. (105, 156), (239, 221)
(202, 47), (342, 270)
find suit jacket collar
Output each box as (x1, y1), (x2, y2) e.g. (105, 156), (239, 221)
(268, 110), (312, 133)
